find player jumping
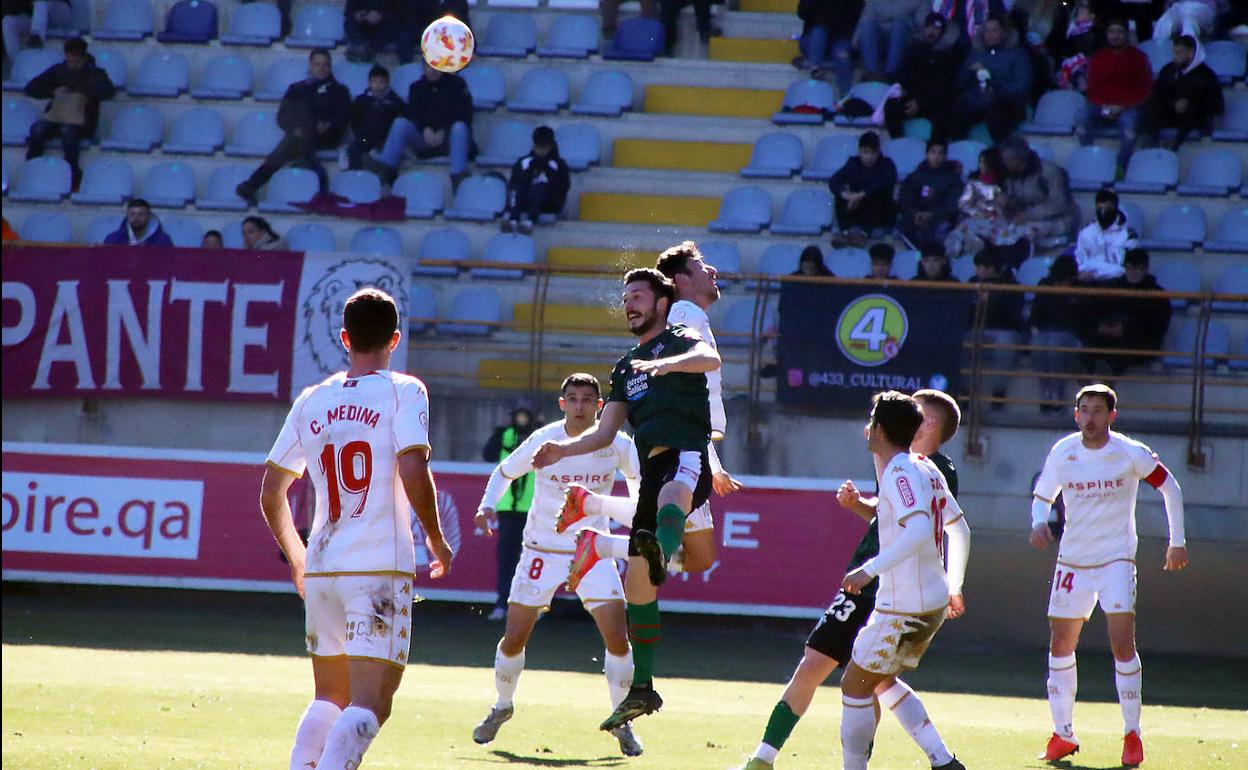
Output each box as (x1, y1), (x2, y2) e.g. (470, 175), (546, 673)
(1030, 384), (1188, 767)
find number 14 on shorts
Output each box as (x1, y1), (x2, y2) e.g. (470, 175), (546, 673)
(1053, 569), (1075, 593)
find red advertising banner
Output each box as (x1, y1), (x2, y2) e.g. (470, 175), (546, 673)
(1, 443), (868, 617)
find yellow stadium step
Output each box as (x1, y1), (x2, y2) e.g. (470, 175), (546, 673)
(514, 302), (623, 335)
(644, 85), (783, 119)
(613, 138), (752, 173)
(547, 247), (654, 273)
(708, 37), (799, 64)
(578, 192), (721, 227)
(478, 360), (614, 391)
(740, 0), (797, 12)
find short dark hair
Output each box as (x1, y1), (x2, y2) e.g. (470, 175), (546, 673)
(126, 198), (151, 210)
(342, 288), (399, 354)
(920, 242), (947, 259)
(1095, 188), (1119, 205)
(203, 229), (223, 241)
(913, 388), (961, 444)
(561, 372), (601, 396)
(869, 243), (895, 263)
(859, 131), (880, 150)
(1123, 247), (1149, 266)
(1105, 17), (1128, 30)
(926, 138), (948, 152)
(532, 125), (555, 146)
(655, 241), (703, 280)
(623, 267), (676, 307)
(242, 215), (277, 238)
(870, 391), (925, 449)
(1076, 383), (1117, 412)
(1175, 35), (1197, 51)
(973, 247), (1002, 268)
(309, 47), (331, 61)
(1048, 254), (1078, 281)
(64, 37), (87, 56)
(368, 64), (389, 80)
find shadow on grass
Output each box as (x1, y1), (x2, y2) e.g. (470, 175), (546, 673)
(4, 582), (1245, 710)
(485, 750), (627, 767)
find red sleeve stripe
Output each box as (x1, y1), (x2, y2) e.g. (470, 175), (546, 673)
(1144, 464), (1169, 489)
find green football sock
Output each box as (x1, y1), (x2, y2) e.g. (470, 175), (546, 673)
(762, 700), (801, 750)
(626, 601), (660, 687)
(655, 504), (687, 559)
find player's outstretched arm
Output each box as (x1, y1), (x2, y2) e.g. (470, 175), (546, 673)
(533, 402), (627, 468)
(844, 511), (931, 593)
(631, 341), (721, 376)
(1146, 464), (1189, 571)
(400, 448), (453, 578)
(260, 464), (307, 598)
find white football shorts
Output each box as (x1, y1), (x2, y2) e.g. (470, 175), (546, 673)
(684, 500), (714, 533)
(304, 574), (414, 667)
(850, 608), (947, 676)
(508, 545), (624, 609)
(1047, 560), (1137, 619)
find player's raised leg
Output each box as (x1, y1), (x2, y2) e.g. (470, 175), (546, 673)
(1043, 618), (1084, 760)
(473, 603), (542, 744)
(289, 656), (349, 770)
(1107, 612), (1144, 767)
(587, 599), (642, 756)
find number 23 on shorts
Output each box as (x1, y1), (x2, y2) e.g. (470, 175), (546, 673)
(1053, 568), (1075, 593)
(828, 590), (856, 622)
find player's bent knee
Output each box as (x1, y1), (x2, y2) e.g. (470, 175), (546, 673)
(499, 637), (526, 657)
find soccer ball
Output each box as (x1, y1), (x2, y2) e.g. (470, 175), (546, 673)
(422, 16), (474, 73)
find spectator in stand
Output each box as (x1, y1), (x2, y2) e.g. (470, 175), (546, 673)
(829, 131), (898, 247)
(954, 14), (1033, 143)
(241, 216), (289, 251)
(1035, 0), (1100, 92)
(481, 407), (535, 622)
(102, 199), (174, 247)
(345, 0), (413, 63)
(970, 246), (1026, 407)
(945, 146), (1029, 258)
(912, 242), (956, 281)
(1076, 18), (1152, 172)
(1099, 0), (1163, 40)
(1074, 188), (1138, 281)
(882, 13), (965, 140)
(928, 0), (991, 48)
(1140, 35), (1224, 151)
(1152, 0), (1217, 40)
(370, 60), (474, 187)
(1080, 248), (1171, 374)
(501, 126), (570, 235)
(855, 0), (929, 82)
(1028, 254), (1083, 411)
(897, 137), (964, 250)
(3, 0), (71, 56)
(201, 230), (224, 249)
(600, 0), (653, 40)
(24, 37), (115, 190)
(866, 242), (898, 278)
(407, 0), (470, 36)
(661, 0), (718, 52)
(347, 65), (405, 171)
(794, 0), (863, 98)
(1000, 135), (1076, 254)
(235, 49), (350, 205)
(793, 245), (835, 276)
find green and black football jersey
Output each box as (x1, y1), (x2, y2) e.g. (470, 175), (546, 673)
(606, 324), (711, 457)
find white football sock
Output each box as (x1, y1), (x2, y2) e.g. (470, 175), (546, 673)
(289, 699), (341, 770)
(317, 705), (379, 770)
(592, 531), (631, 560)
(840, 695), (876, 770)
(1048, 653), (1078, 740)
(603, 649), (633, 708)
(495, 643), (525, 710)
(1115, 653), (1142, 735)
(879, 679), (953, 766)
(588, 493), (636, 527)
(753, 742), (780, 763)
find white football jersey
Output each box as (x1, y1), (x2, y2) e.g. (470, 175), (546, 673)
(487, 421), (639, 552)
(668, 300), (726, 438)
(1033, 431), (1163, 567)
(267, 370), (430, 575)
(875, 452), (963, 615)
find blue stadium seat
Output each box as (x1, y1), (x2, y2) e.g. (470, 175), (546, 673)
(46, 0), (91, 38)
(1163, 318), (1230, 369)
(538, 14), (599, 59)
(771, 188), (833, 235)
(741, 132), (803, 179)
(224, 111), (283, 157)
(93, 0), (154, 39)
(1064, 145), (1116, 192)
(1211, 265), (1248, 313)
(951, 254), (975, 282)
(287, 4), (344, 48)
(1205, 207), (1248, 253)
(3, 49), (61, 91)
(476, 13), (537, 58)
(221, 1), (280, 45)
(100, 105), (163, 152)
(164, 107), (225, 155)
(257, 57), (306, 101)
(719, 298), (761, 347)
(444, 174), (507, 221)
(802, 134), (856, 181)
(259, 166), (319, 212)
(1176, 149), (1242, 197)
(437, 287), (503, 336)
(699, 241), (741, 280)
(507, 67), (570, 113)
(708, 186), (771, 233)
(1016, 256), (1050, 300)
(948, 140), (985, 180)
(129, 51), (189, 97)
(602, 17), (663, 61)
(555, 123), (600, 171)
(10, 156), (72, 201)
(571, 69), (634, 117)
(330, 169), (382, 203)
(1117, 200), (1146, 232)
(158, 0), (218, 42)
(1137, 37), (1169, 75)
(191, 54), (253, 100)
(336, 61), (371, 97)
(1139, 204), (1206, 250)
(199, 165), (253, 210)
(903, 118), (931, 140)
(461, 64), (506, 110)
(773, 79), (835, 125)
(140, 161), (196, 208)
(85, 214), (117, 244)
(1029, 141), (1055, 162)
(392, 171), (445, 218)
(349, 225), (403, 256)
(219, 220), (245, 248)
(1205, 40), (1246, 84)
(1023, 90), (1084, 135)
(1117, 148), (1179, 194)
(827, 247), (870, 277)
(1213, 91), (1248, 142)
(3, 98), (39, 146)
(884, 137), (925, 176)
(93, 49), (129, 92)
(71, 158), (134, 205)
(417, 227), (470, 276)
(833, 82), (891, 127)
(285, 222), (338, 252)
(390, 63), (424, 98)
(1152, 259), (1200, 309)
(893, 249), (920, 279)
(477, 120), (533, 167)
(408, 284), (438, 334)
(161, 214), (203, 247)
(753, 243), (803, 288)
(475, 233), (537, 279)
(19, 211), (73, 242)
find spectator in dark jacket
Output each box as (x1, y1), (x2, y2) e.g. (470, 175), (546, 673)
(882, 13), (965, 139)
(345, 0), (413, 62)
(1140, 35), (1225, 151)
(911, 242), (955, 281)
(897, 138), (964, 250)
(796, 0), (863, 97)
(1000, 135), (1077, 252)
(347, 65), (405, 170)
(102, 199), (174, 247)
(1028, 254), (1083, 410)
(1075, 18), (1152, 171)
(954, 15), (1033, 143)
(24, 37), (115, 187)
(235, 49), (351, 204)
(502, 126), (570, 234)
(829, 131), (898, 246)
(1080, 248), (1171, 375)
(970, 246), (1025, 406)
(371, 61), (474, 185)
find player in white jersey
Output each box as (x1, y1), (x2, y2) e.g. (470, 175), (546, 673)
(838, 392), (970, 770)
(260, 288), (453, 770)
(470, 373), (645, 756)
(1029, 384), (1188, 767)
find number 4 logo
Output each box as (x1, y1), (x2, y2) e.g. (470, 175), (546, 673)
(835, 294), (910, 368)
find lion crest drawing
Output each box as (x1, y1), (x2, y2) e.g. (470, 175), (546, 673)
(301, 259), (407, 375)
